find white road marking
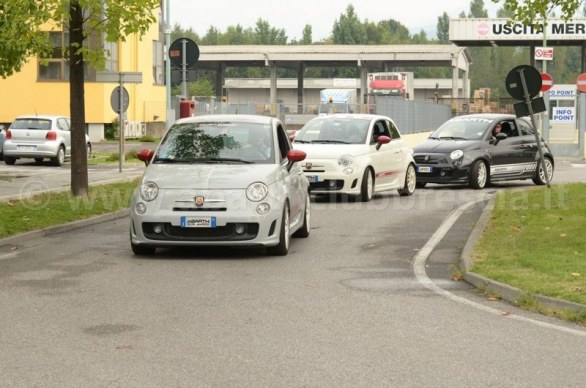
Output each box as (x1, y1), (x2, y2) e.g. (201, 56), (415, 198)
(412, 199), (586, 337)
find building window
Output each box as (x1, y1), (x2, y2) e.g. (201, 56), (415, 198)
(38, 31), (69, 81)
(153, 40), (163, 85)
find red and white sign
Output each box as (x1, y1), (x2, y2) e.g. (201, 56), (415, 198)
(540, 73), (553, 92)
(577, 73), (586, 93)
(534, 47), (554, 61)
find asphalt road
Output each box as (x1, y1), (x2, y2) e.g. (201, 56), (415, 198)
(1, 161), (586, 386)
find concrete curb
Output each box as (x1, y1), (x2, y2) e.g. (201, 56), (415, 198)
(459, 195), (586, 314)
(0, 209), (129, 246)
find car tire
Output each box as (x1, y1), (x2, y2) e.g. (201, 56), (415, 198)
(86, 143), (92, 159)
(532, 157), (554, 185)
(4, 156), (16, 165)
(292, 193), (310, 238)
(131, 241), (156, 255)
(267, 203), (290, 256)
(359, 168), (374, 202)
(469, 160), (488, 189)
(51, 146), (65, 167)
(34, 158), (44, 165)
(398, 163), (416, 196)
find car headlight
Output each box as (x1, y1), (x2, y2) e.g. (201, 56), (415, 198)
(338, 154), (353, 167)
(140, 181), (159, 202)
(246, 182), (268, 202)
(450, 150), (464, 161)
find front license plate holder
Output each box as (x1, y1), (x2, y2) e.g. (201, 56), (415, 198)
(417, 166), (432, 173)
(180, 216), (217, 228)
(306, 175), (319, 183)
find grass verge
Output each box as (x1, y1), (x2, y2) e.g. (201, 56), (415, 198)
(0, 179), (139, 239)
(471, 182), (586, 323)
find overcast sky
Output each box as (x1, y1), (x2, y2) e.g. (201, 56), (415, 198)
(168, 0), (502, 41)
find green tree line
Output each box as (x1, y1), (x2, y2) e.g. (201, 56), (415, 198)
(174, 0), (586, 99)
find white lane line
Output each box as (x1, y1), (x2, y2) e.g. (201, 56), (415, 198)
(412, 199), (586, 337)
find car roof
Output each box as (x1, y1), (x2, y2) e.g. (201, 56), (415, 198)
(451, 113), (518, 120)
(312, 113), (389, 120)
(14, 114), (68, 120)
(173, 114), (279, 126)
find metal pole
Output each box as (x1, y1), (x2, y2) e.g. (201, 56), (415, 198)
(541, 18), (549, 141)
(181, 39), (188, 98)
(118, 74), (124, 173)
(517, 67), (551, 187)
(165, 0), (172, 129)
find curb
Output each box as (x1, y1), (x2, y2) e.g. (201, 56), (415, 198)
(459, 195), (586, 314)
(0, 209), (129, 246)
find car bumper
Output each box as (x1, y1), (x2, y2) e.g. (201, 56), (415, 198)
(3, 142), (60, 158)
(129, 192), (286, 248)
(414, 160), (471, 184)
(303, 162), (364, 195)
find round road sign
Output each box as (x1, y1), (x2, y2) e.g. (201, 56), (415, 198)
(540, 73), (553, 92)
(169, 38), (199, 69)
(577, 73), (586, 93)
(505, 65), (542, 100)
(110, 86), (129, 114)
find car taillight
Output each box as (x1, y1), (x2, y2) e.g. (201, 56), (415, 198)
(45, 131), (57, 141)
(6, 130), (11, 140)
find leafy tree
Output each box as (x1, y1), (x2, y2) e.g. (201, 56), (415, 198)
(0, 0), (160, 197)
(300, 25), (313, 44)
(469, 0), (489, 17)
(436, 12), (450, 44)
(255, 19), (287, 44)
(492, 0), (583, 24)
(332, 5), (367, 44)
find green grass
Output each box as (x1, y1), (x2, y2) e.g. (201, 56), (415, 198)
(472, 183), (586, 310)
(0, 179), (139, 239)
(88, 150), (141, 165)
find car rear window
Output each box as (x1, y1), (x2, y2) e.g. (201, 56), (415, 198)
(11, 119), (51, 130)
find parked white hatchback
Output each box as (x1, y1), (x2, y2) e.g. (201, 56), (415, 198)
(130, 114), (310, 256)
(292, 114), (416, 201)
(2, 114), (92, 166)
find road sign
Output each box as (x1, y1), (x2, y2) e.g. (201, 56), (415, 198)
(540, 73), (553, 92)
(506, 65), (542, 101)
(577, 73), (586, 93)
(110, 86), (129, 114)
(534, 47), (554, 61)
(169, 38), (199, 68)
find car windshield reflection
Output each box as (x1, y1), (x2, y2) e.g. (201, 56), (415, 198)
(295, 118), (369, 144)
(154, 122), (274, 164)
(430, 117), (494, 141)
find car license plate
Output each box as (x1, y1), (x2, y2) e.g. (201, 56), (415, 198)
(180, 216), (217, 228)
(17, 145), (37, 151)
(417, 166), (432, 173)
(306, 175), (319, 183)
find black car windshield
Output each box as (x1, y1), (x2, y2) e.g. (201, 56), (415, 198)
(430, 117), (494, 141)
(294, 118), (369, 144)
(153, 121), (274, 164)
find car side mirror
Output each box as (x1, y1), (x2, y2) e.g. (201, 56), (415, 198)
(376, 135), (391, 150)
(286, 149), (306, 171)
(137, 149), (154, 166)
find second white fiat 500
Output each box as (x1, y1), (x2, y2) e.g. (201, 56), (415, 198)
(292, 114), (416, 201)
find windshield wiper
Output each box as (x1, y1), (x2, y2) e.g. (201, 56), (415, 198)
(311, 140), (349, 144)
(439, 136), (467, 140)
(153, 157), (252, 164)
(293, 139), (311, 143)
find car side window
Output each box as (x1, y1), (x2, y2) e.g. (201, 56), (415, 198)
(517, 120), (534, 136)
(276, 124), (290, 162)
(387, 120), (401, 139)
(371, 120), (390, 144)
(57, 118), (70, 131)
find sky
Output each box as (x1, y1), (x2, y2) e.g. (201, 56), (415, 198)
(169, 0), (502, 41)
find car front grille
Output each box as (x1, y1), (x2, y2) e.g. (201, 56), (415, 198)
(413, 155), (448, 165)
(310, 179), (344, 191)
(142, 222), (259, 241)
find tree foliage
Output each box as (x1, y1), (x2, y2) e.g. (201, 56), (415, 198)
(493, 0), (583, 25)
(0, 0), (160, 196)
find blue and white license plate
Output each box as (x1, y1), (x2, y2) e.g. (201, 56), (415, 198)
(180, 216), (217, 228)
(417, 166), (432, 173)
(306, 175), (319, 183)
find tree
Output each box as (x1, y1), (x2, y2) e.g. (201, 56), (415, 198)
(332, 5), (367, 44)
(255, 19), (287, 44)
(0, 0), (160, 197)
(492, 0), (583, 24)
(436, 12), (450, 44)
